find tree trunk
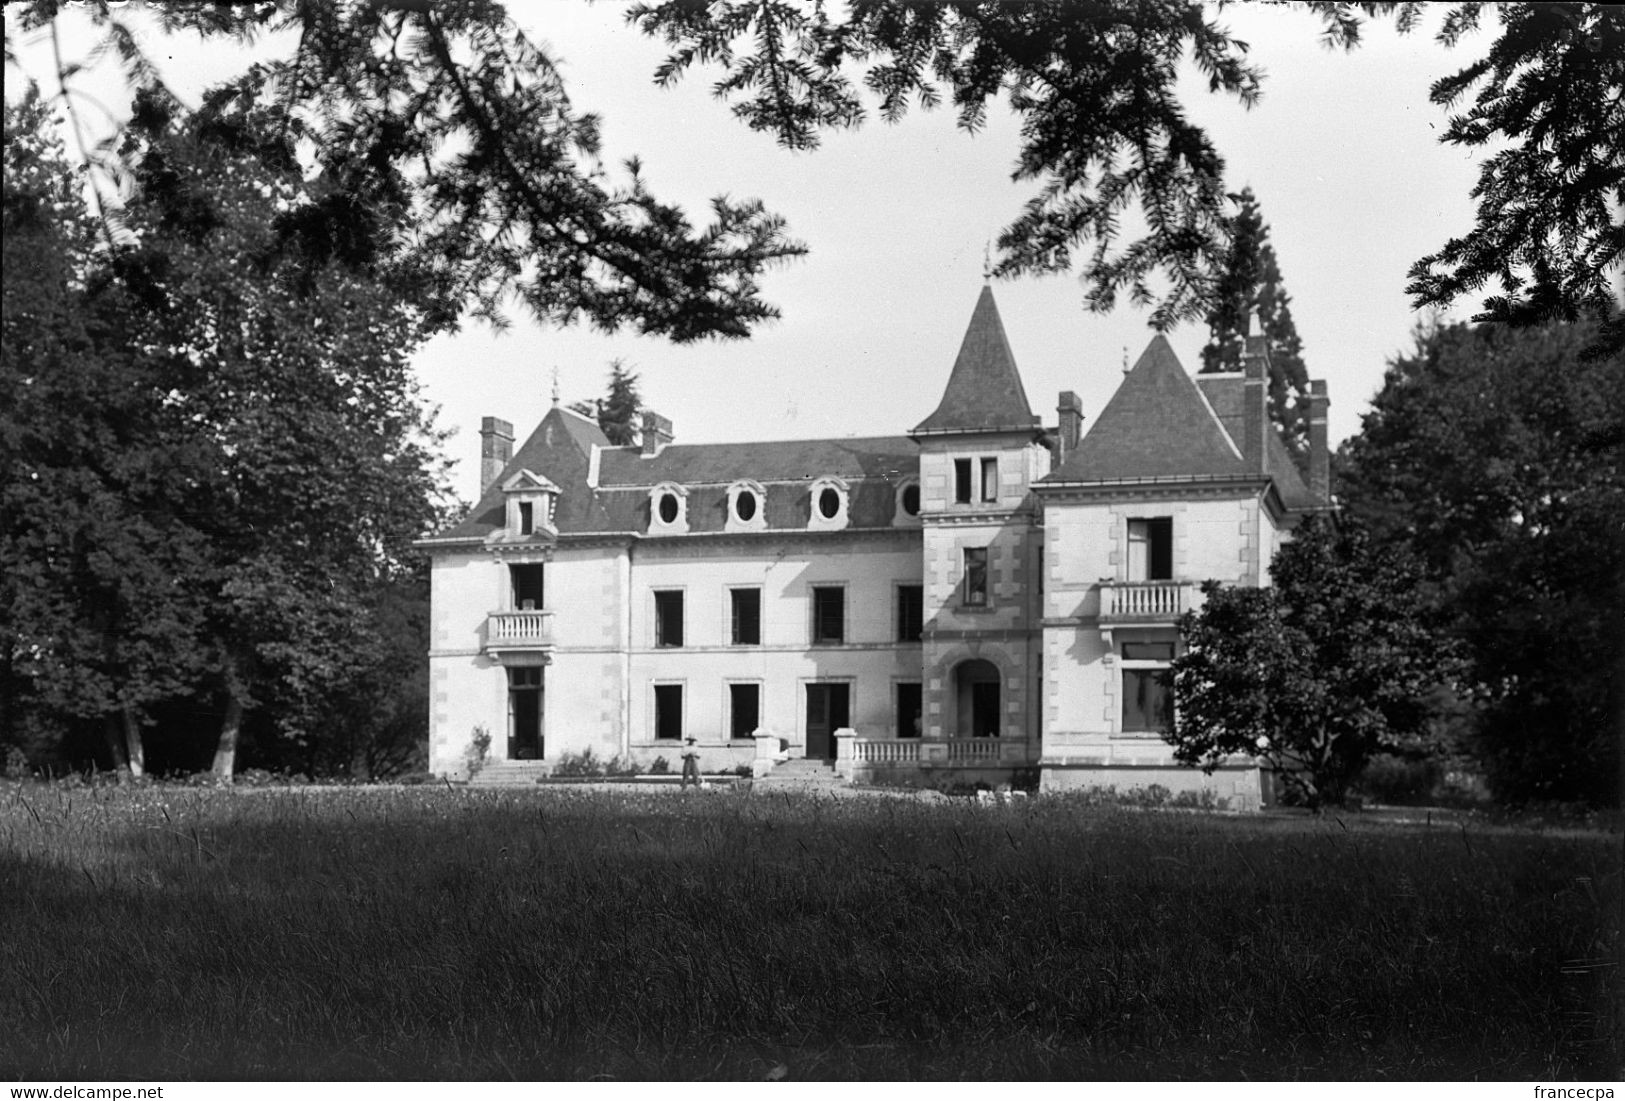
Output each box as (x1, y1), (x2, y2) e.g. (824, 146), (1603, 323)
(103, 714), (131, 776)
(213, 685), (242, 784)
(121, 707), (145, 779)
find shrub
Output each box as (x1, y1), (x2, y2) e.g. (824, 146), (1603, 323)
(604, 754), (640, 778)
(465, 725), (491, 779)
(553, 749), (605, 778)
(1353, 753), (1441, 805)
(3, 746), (31, 780)
(648, 756), (670, 775)
(1009, 767), (1041, 793)
(1170, 788), (1224, 811)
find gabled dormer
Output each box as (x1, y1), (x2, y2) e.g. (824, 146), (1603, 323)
(500, 469), (561, 539)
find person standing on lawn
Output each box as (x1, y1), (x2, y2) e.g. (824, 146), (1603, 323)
(680, 738), (701, 790)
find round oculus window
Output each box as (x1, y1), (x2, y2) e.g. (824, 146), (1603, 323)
(818, 487), (841, 520)
(735, 490), (758, 522)
(657, 492), (680, 524)
(901, 483), (921, 516)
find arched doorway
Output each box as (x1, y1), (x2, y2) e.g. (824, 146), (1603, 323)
(953, 658), (1002, 738)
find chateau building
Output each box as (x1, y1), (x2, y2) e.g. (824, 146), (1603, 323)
(419, 286), (1329, 806)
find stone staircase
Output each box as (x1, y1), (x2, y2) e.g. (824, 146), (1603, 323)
(469, 761), (551, 787)
(753, 757), (847, 794)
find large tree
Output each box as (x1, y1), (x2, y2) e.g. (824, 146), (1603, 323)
(630, 1), (1623, 333)
(1, 94), (213, 777)
(13, 3), (1615, 333)
(1200, 187), (1311, 460)
(2, 85), (455, 781)
(1169, 516), (1454, 809)
(1337, 316), (1623, 806)
(6, 0), (806, 342)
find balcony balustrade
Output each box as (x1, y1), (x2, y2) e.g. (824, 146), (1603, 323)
(483, 609), (555, 658)
(1098, 580), (1195, 624)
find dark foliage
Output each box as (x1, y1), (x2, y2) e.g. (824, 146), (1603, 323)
(1337, 316), (1624, 806)
(1170, 516), (1457, 809)
(9, 0), (805, 342)
(569, 359), (644, 447)
(635, 0), (1622, 332)
(2, 90), (446, 781)
(1200, 187), (1312, 461)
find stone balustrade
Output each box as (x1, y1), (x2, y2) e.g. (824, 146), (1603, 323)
(1098, 580), (1193, 623)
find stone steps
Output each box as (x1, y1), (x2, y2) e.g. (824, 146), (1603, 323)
(754, 758), (846, 792)
(469, 762), (550, 787)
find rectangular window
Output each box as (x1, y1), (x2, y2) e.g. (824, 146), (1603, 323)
(1122, 669), (1173, 733)
(517, 501), (534, 535)
(954, 458), (973, 504)
(980, 457), (998, 502)
(510, 564), (545, 611)
(654, 590), (684, 647)
(1122, 641), (1176, 661)
(1127, 517), (1174, 580)
(963, 547), (988, 606)
(896, 682), (923, 739)
(729, 683), (760, 740)
(896, 584), (924, 642)
(812, 586), (845, 644)
(730, 587), (761, 646)
(654, 684), (683, 741)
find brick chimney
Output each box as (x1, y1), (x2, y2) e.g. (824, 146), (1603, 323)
(1057, 391), (1085, 466)
(1307, 379), (1330, 504)
(480, 416), (514, 494)
(641, 411), (674, 457)
(1241, 315), (1269, 473)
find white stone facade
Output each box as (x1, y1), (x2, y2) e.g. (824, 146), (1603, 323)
(421, 288), (1329, 806)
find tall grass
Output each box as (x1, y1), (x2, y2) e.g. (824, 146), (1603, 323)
(1, 783), (1617, 1080)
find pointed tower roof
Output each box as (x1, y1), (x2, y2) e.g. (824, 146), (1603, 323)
(913, 285), (1040, 435)
(1042, 335), (1251, 482)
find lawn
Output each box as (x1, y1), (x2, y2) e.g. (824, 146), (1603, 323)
(1, 782), (1617, 1080)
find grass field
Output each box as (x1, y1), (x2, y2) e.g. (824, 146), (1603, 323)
(2, 782), (1618, 1080)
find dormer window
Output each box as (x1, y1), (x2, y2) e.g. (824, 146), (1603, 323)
(726, 479), (768, 533)
(501, 470), (560, 539)
(893, 478), (922, 527)
(649, 482), (690, 535)
(807, 476), (850, 531)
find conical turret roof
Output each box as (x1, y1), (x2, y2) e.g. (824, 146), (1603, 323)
(913, 285), (1039, 435)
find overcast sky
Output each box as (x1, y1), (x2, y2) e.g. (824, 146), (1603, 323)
(10, 3), (1493, 504)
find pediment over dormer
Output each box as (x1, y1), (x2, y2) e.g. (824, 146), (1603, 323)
(500, 468), (561, 539)
(502, 469), (562, 495)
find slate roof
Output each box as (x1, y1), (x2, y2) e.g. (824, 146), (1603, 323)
(439, 405), (613, 542)
(1195, 374), (1319, 510)
(912, 285), (1040, 435)
(1039, 335), (1320, 510)
(1043, 336), (1248, 482)
(436, 404), (920, 542)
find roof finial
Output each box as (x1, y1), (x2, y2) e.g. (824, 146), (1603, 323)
(1122, 346), (1130, 375)
(982, 239), (992, 283)
(550, 366), (560, 406)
